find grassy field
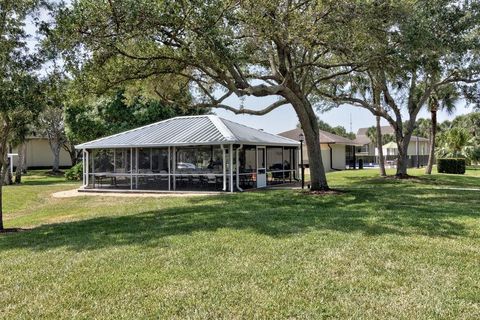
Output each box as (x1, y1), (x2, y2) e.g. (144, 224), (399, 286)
(0, 169), (479, 319)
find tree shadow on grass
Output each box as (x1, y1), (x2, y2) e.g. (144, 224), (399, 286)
(19, 180), (78, 186)
(0, 181), (477, 252)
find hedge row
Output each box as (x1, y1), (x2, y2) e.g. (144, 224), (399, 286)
(437, 158), (466, 174)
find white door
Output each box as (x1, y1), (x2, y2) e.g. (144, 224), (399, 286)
(257, 146), (267, 188)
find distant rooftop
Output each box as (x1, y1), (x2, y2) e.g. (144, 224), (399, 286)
(356, 125), (429, 144)
(278, 128), (362, 146)
(76, 115), (300, 149)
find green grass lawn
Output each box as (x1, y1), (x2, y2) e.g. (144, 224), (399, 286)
(1, 169), (479, 319)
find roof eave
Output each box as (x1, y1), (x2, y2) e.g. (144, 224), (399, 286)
(75, 140), (300, 150)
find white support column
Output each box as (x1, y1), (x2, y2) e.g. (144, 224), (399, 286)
(85, 150), (89, 187)
(229, 144), (234, 192)
(92, 150), (95, 188)
(235, 144), (243, 192)
(82, 150), (85, 186)
(82, 149), (86, 187)
(221, 145), (226, 191)
(150, 148), (153, 171)
(135, 148), (139, 189)
(168, 146), (171, 191)
(130, 148), (133, 190)
(172, 146), (176, 191)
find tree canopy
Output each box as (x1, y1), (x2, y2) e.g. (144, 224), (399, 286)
(319, 0), (480, 176)
(0, 0), (43, 230)
(65, 91), (209, 145)
(52, 0), (381, 190)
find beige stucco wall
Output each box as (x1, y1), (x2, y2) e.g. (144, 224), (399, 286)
(301, 143), (346, 172)
(407, 140), (429, 155)
(13, 138), (72, 168)
(330, 144), (346, 170)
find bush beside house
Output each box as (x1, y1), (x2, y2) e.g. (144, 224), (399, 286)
(65, 163), (83, 181)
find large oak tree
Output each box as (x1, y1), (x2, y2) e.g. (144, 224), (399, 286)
(320, 0), (480, 177)
(54, 0), (375, 190)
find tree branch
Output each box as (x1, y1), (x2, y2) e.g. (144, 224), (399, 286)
(200, 99), (289, 116)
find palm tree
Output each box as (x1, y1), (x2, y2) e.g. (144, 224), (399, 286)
(425, 85), (459, 174)
(367, 120), (386, 176)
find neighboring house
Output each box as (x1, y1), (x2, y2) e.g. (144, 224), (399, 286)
(354, 126), (430, 157)
(12, 136), (72, 169)
(278, 128), (361, 172)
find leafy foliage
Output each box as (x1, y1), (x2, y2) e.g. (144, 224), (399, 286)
(319, 0), (480, 177)
(0, 0), (44, 228)
(52, 0), (384, 190)
(64, 162), (83, 181)
(65, 91), (209, 144)
(437, 158), (466, 174)
(436, 112), (480, 163)
(302, 120), (355, 140)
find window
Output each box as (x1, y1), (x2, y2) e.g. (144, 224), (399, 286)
(114, 149), (131, 173)
(151, 148), (169, 172)
(93, 149), (114, 172)
(283, 147), (295, 170)
(176, 146), (223, 173)
(257, 148), (265, 169)
(138, 148), (151, 171)
(266, 147), (283, 171)
(240, 147), (256, 173)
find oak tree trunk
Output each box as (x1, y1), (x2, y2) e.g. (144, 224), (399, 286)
(64, 143), (79, 166)
(2, 161), (12, 185)
(69, 151), (78, 166)
(14, 142), (26, 184)
(396, 139), (410, 178)
(0, 183), (3, 230)
(293, 99), (329, 191)
(0, 122), (9, 231)
(50, 140), (61, 172)
(376, 116), (387, 176)
(425, 108), (437, 175)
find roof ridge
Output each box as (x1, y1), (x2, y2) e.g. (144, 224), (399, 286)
(208, 115), (237, 141)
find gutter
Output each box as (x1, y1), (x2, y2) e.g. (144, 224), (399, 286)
(327, 144), (341, 171)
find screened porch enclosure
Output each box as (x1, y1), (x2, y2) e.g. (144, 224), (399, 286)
(77, 115), (300, 192)
(83, 145), (298, 192)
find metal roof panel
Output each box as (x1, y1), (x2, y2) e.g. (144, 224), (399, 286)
(76, 115), (299, 149)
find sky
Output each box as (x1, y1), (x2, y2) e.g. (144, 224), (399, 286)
(214, 94), (474, 135)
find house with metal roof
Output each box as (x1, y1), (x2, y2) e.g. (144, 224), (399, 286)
(278, 128), (362, 171)
(76, 115), (300, 192)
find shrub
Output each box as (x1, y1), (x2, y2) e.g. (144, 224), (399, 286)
(65, 163), (83, 181)
(437, 158), (466, 174)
